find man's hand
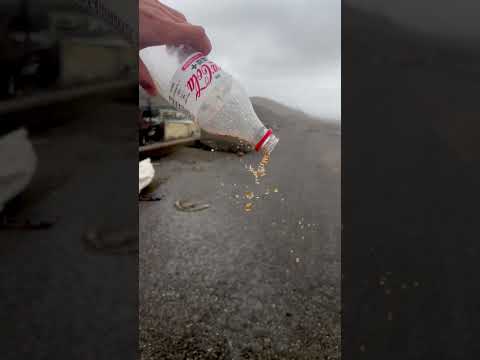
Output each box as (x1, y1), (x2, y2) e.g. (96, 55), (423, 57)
(139, 0), (212, 95)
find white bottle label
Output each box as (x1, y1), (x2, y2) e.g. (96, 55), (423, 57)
(168, 52), (224, 117)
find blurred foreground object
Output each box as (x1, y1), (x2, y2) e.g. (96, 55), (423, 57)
(0, 128), (36, 212)
(139, 157), (154, 193)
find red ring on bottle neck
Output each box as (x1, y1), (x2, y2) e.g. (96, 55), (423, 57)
(255, 129), (273, 152)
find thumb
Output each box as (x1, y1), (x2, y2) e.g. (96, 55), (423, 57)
(170, 23), (212, 55)
(139, 57), (157, 96)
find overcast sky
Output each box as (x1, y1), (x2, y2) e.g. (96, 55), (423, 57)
(161, 0), (341, 121)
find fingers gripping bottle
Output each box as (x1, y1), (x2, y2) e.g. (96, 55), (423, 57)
(139, 45), (279, 153)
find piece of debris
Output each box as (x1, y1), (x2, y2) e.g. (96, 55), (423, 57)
(139, 194), (163, 201)
(175, 200), (210, 212)
(192, 165), (204, 172)
(245, 191), (254, 200)
(139, 158), (155, 193)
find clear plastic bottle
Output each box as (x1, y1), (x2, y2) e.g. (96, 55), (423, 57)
(139, 45), (279, 153)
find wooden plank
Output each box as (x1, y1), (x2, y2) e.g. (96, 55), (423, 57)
(139, 135), (200, 153)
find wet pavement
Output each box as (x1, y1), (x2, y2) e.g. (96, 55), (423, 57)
(140, 99), (341, 359)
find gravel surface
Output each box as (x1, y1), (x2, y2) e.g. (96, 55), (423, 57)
(140, 99), (341, 359)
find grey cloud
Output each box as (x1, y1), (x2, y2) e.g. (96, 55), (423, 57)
(191, 0), (340, 66)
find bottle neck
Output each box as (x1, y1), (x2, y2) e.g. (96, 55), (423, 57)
(262, 133), (279, 154)
(254, 128), (279, 153)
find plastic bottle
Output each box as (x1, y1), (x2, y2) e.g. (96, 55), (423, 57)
(139, 45), (279, 153)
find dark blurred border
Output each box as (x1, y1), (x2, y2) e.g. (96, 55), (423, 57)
(342, 1), (480, 359)
(0, 1), (138, 359)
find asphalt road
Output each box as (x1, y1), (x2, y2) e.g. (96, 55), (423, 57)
(140, 101), (341, 359)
